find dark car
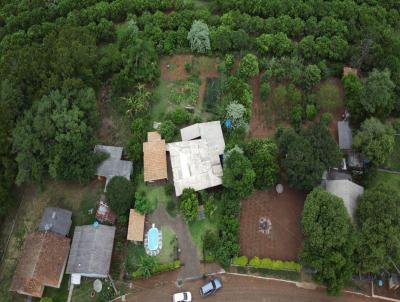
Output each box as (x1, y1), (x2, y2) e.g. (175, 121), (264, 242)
(199, 277), (222, 297)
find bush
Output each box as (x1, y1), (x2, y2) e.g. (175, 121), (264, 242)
(179, 188), (199, 222)
(166, 107), (192, 126)
(40, 298), (53, 302)
(134, 192), (151, 215)
(291, 104), (303, 128)
(159, 120), (177, 142)
(184, 63), (191, 73)
(320, 112), (332, 125)
(260, 82), (271, 102)
(224, 54), (234, 73)
(132, 260), (181, 279)
(233, 256), (248, 266)
(306, 104), (317, 120)
(238, 53), (259, 80)
(106, 176), (134, 216)
(249, 256), (261, 267)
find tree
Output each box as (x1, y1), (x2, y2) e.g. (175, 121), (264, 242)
(187, 20), (210, 54)
(106, 176), (134, 216)
(342, 74), (365, 125)
(356, 185), (400, 273)
(244, 139), (279, 189)
(361, 69), (395, 118)
(134, 192), (151, 215)
(302, 65), (321, 91)
(225, 101), (247, 129)
(179, 188), (198, 223)
(223, 149), (255, 198)
(353, 118), (395, 165)
(301, 188), (355, 295)
(238, 54), (259, 80)
(159, 120), (177, 143)
(12, 88), (99, 185)
(166, 107), (192, 126)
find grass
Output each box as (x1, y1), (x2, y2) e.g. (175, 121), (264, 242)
(316, 82), (342, 111)
(125, 243), (146, 274)
(189, 218), (219, 257)
(204, 77), (223, 114)
(367, 171), (400, 194)
(383, 136), (400, 171)
(157, 225), (177, 263)
(136, 173), (173, 212)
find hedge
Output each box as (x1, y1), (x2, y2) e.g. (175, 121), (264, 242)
(233, 256), (301, 272)
(132, 260), (181, 279)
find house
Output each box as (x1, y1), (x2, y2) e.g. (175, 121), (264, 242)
(338, 121), (353, 151)
(95, 199), (116, 225)
(66, 225), (116, 281)
(94, 145), (133, 191)
(167, 121), (225, 196)
(127, 209), (145, 243)
(143, 132), (168, 183)
(38, 207), (72, 236)
(9, 232), (70, 298)
(324, 179), (364, 220)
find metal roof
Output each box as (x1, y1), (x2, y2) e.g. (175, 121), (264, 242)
(38, 207), (72, 236)
(338, 121), (352, 150)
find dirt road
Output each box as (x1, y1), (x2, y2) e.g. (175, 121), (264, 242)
(125, 274), (384, 302)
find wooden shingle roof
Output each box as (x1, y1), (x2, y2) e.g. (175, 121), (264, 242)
(143, 132), (168, 182)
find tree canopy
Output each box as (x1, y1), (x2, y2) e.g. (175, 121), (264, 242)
(179, 188), (199, 222)
(187, 20), (211, 54)
(106, 176), (134, 217)
(301, 188), (355, 295)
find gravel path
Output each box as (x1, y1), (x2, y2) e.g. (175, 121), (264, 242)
(148, 203), (201, 280)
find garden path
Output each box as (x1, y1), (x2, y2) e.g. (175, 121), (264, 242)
(148, 203), (202, 280)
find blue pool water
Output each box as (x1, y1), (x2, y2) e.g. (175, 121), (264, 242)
(148, 228), (159, 251)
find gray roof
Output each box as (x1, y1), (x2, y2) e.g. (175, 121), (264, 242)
(325, 179), (364, 220)
(338, 121), (352, 150)
(94, 145), (133, 190)
(322, 170), (352, 181)
(38, 207), (72, 236)
(66, 225), (116, 276)
(180, 121), (225, 155)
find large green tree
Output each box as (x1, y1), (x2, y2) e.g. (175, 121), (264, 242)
(238, 53), (259, 80)
(12, 87), (99, 185)
(301, 188), (355, 295)
(356, 185), (400, 273)
(223, 149), (255, 198)
(187, 20), (211, 54)
(106, 176), (134, 216)
(353, 118), (395, 166)
(244, 139), (279, 189)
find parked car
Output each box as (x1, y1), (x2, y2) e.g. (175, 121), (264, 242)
(173, 291), (192, 302)
(199, 277), (222, 297)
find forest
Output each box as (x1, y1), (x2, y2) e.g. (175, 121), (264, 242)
(0, 0), (399, 298)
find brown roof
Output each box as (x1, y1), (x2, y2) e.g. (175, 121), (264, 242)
(10, 232), (70, 297)
(127, 209), (145, 241)
(143, 132), (168, 182)
(148, 131), (161, 142)
(343, 67), (358, 77)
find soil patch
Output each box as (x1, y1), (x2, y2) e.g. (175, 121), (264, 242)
(239, 186), (305, 261)
(160, 55), (193, 81)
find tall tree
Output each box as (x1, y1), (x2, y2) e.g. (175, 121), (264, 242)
(187, 20), (211, 54)
(301, 188), (355, 295)
(238, 53), (259, 80)
(353, 118), (395, 166)
(356, 185), (400, 273)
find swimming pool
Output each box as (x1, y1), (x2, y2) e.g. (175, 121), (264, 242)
(147, 227), (159, 251)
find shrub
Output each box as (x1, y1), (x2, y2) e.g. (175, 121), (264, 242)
(166, 107), (192, 126)
(106, 176), (134, 216)
(224, 54), (234, 73)
(134, 192), (151, 215)
(179, 188), (198, 222)
(40, 298), (53, 302)
(159, 120), (177, 142)
(249, 256), (261, 267)
(241, 256), (302, 272)
(291, 104), (303, 128)
(238, 53), (259, 80)
(132, 260), (181, 279)
(306, 104), (317, 120)
(233, 256), (248, 266)
(184, 63), (191, 73)
(320, 112), (332, 125)
(260, 82), (271, 102)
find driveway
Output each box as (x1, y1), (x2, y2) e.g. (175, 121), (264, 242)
(125, 273), (387, 302)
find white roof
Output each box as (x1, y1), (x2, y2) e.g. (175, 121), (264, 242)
(325, 179), (364, 220)
(180, 121), (225, 155)
(167, 139), (223, 196)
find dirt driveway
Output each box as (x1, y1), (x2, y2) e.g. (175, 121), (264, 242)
(239, 187), (305, 261)
(125, 273), (384, 302)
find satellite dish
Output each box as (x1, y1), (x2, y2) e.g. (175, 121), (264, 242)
(93, 279), (102, 293)
(276, 184), (284, 194)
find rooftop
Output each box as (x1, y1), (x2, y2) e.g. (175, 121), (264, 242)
(167, 139), (223, 196)
(38, 207), (72, 236)
(94, 145), (133, 190)
(180, 121), (225, 155)
(143, 132), (168, 182)
(325, 179), (364, 220)
(127, 209), (145, 242)
(10, 232), (70, 298)
(338, 121), (352, 150)
(66, 225), (116, 277)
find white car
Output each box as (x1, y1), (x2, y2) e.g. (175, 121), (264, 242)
(173, 291), (192, 302)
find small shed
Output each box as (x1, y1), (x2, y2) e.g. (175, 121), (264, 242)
(9, 232), (70, 298)
(66, 225), (116, 279)
(389, 274), (400, 290)
(38, 207), (72, 236)
(127, 209), (145, 243)
(338, 121), (353, 150)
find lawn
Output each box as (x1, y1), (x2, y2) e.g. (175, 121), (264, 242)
(383, 136), (400, 171)
(189, 218), (219, 258)
(0, 181), (103, 302)
(157, 225), (177, 263)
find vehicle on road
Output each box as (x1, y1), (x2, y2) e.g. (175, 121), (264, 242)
(199, 278), (222, 297)
(172, 291), (192, 302)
